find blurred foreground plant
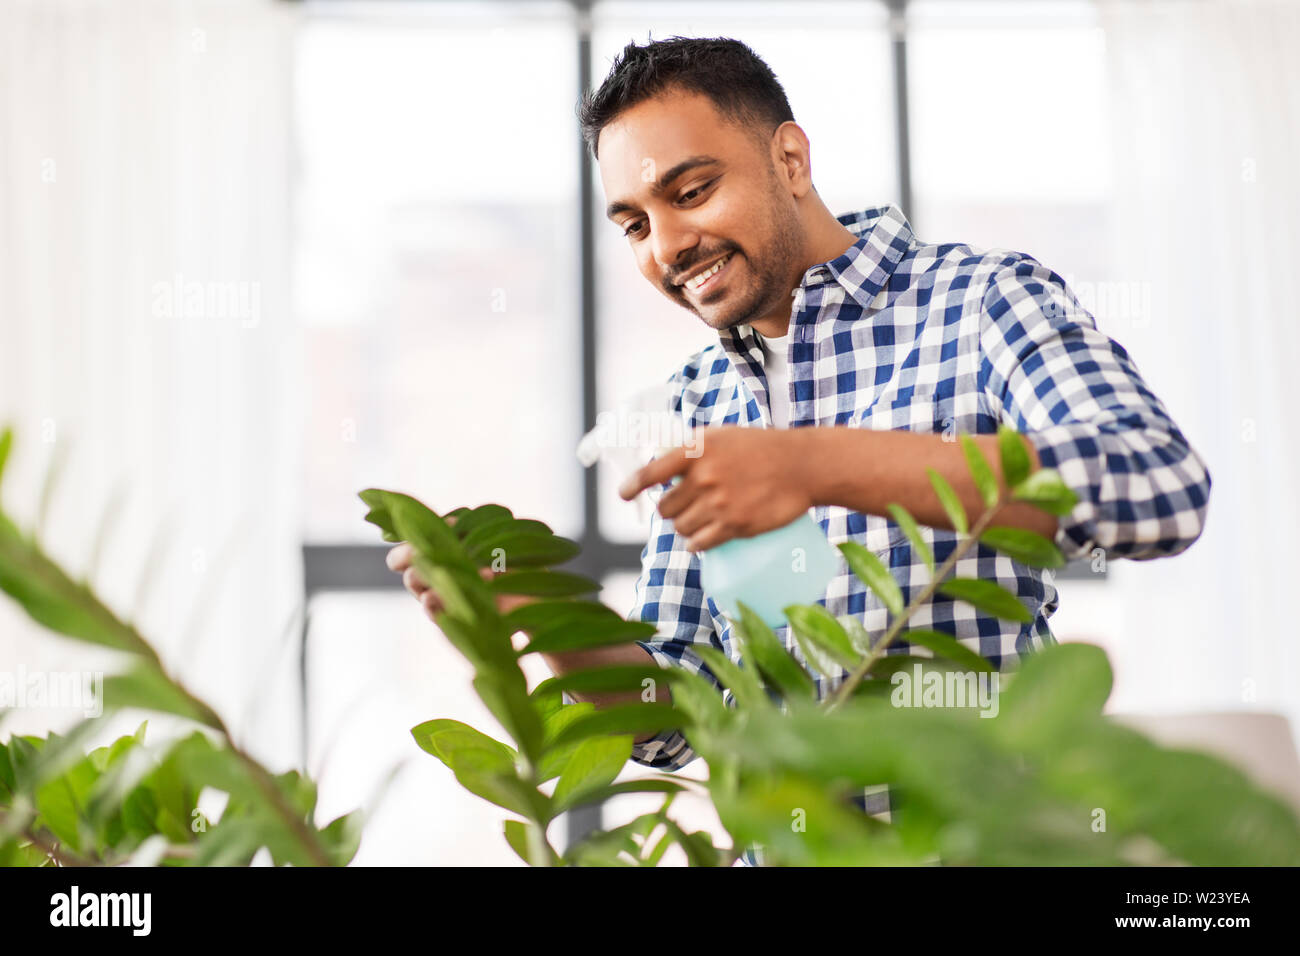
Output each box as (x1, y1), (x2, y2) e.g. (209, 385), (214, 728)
(361, 424), (1300, 866)
(0, 426), (361, 866)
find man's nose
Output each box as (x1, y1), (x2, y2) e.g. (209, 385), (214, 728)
(651, 218), (699, 278)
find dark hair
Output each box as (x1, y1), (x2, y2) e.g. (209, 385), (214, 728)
(578, 36), (796, 160)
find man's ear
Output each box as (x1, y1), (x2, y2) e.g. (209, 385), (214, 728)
(770, 121), (814, 199)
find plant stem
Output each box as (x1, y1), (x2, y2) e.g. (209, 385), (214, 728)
(827, 500), (1002, 709)
(7, 819), (95, 867)
(232, 748), (334, 867)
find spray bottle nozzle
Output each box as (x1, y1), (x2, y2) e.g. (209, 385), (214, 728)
(575, 381), (690, 523)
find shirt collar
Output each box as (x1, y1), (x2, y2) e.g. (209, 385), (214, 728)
(720, 202), (915, 372)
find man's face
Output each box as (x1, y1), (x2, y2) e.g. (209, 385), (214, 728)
(598, 89), (806, 332)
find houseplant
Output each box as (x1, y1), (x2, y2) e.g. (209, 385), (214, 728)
(0, 427), (361, 866)
(359, 425), (1300, 866)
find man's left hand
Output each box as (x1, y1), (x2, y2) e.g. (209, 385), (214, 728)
(617, 426), (817, 552)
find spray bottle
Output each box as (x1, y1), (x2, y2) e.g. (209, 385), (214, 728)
(577, 382), (839, 627)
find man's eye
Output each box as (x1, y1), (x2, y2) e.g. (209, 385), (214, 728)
(623, 220), (645, 239)
(680, 179), (717, 203)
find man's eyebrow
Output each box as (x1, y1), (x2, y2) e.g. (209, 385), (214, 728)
(605, 155), (722, 220)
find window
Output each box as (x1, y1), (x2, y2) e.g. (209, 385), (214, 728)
(907, 0), (1110, 279)
(296, 2), (583, 543)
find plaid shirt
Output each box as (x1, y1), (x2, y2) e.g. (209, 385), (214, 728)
(625, 203), (1211, 859)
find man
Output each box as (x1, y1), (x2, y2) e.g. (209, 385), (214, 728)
(391, 36), (1210, 863)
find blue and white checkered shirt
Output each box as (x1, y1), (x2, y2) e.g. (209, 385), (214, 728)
(627, 204), (1212, 810)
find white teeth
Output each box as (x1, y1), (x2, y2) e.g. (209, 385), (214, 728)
(686, 253), (731, 291)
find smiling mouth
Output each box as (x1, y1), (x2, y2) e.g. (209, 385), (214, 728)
(681, 251), (735, 297)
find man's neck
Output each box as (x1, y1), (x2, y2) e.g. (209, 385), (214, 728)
(748, 201), (859, 339)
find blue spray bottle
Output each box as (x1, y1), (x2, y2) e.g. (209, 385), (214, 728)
(577, 383), (839, 628)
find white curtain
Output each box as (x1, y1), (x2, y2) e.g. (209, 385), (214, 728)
(0, 0), (302, 767)
(1094, 0), (1300, 728)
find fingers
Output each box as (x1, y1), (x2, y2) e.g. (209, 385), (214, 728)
(420, 588), (443, 620)
(402, 566), (428, 595)
(386, 543), (413, 572)
(391, 536), (534, 620)
(618, 445), (690, 500)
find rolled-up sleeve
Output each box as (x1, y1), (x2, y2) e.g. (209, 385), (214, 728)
(627, 497), (725, 771)
(979, 258), (1211, 561)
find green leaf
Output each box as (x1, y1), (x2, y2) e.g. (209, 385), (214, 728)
(489, 569), (601, 597)
(0, 426), (12, 491)
(1011, 468), (1080, 516)
(103, 665), (224, 730)
(550, 705), (679, 748)
(503, 818), (557, 866)
(443, 506), (472, 528)
(553, 778), (689, 812)
(472, 671), (545, 766)
(503, 818), (531, 864)
(853, 653), (957, 683)
(0, 522), (155, 656)
(536, 707), (595, 782)
(926, 468), (968, 535)
(993, 642), (1113, 751)
(446, 752), (546, 820)
(274, 769), (318, 820)
(504, 600), (610, 633)
(388, 494), (479, 575)
(562, 813), (657, 866)
(553, 735), (633, 813)
(433, 606), (516, 672)
(460, 516), (553, 556)
(536, 665), (666, 699)
(162, 732), (262, 808)
(840, 615), (876, 658)
(319, 810), (364, 866)
(662, 819), (722, 867)
(506, 600), (658, 655)
(886, 504), (934, 573)
(529, 678), (564, 721)
(520, 616), (657, 656)
(357, 489), (400, 543)
(467, 532), (579, 569)
(541, 700), (596, 748)
(193, 817), (268, 866)
(447, 504), (514, 542)
(34, 753), (98, 852)
(959, 434), (999, 509)
(695, 647), (769, 712)
(900, 628), (994, 673)
(785, 604), (860, 677)
(411, 719), (517, 772)
(997, 425), (1032, 489)
(938, 578), (1033, 623)
(733, 602), (815, 700)
(642, 828), (672, 867)
(658, 669), (730, 732)
(838, 542), (904, 616)
(979, 526), (1065, 569)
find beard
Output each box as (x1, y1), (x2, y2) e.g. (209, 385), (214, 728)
(686, 182), (806, 332)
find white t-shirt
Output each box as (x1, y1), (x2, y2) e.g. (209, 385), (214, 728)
(756, 329), (791, 428)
